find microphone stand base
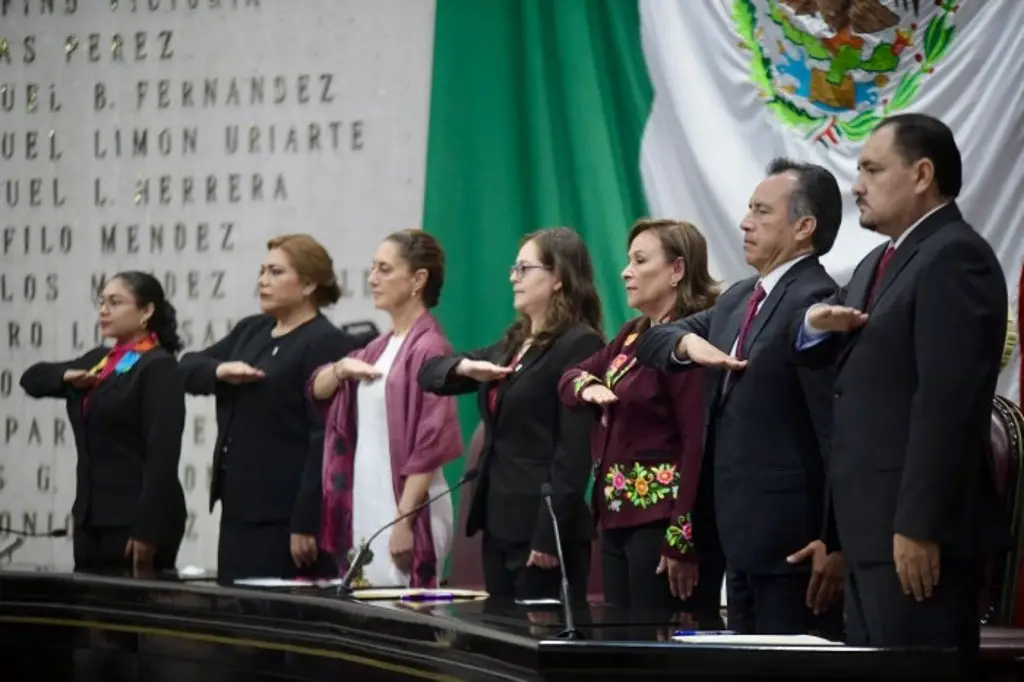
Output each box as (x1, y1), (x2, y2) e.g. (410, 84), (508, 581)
(553, 628), (585, 641)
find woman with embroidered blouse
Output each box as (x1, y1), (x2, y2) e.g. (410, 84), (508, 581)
(20, 272), (187, 574)
(309, 229), (462, 588)
(558, 219), (722, 616)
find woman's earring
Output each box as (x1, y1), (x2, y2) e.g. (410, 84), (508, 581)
(670, 279), (679, 288)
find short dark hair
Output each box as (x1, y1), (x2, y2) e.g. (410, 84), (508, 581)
(875, 113), (962, 198)
(385, 229), (445, 308)
(766, 157), (842, 256)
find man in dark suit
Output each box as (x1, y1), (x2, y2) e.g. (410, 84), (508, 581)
(795, 114), (1007, 661)
(636, 158), (845, 636)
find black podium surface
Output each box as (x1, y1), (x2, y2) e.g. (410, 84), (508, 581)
(0, 565), (1000, 681)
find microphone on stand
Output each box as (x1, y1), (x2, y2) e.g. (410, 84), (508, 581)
(539, 482), (584, 641)
(336, 467), (480, 595)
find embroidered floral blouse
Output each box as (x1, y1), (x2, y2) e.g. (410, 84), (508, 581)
(558, 318), (705, 562)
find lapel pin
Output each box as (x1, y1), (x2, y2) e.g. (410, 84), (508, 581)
(272, 346), (279, 356)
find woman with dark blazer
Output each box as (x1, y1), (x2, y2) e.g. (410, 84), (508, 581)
(559, 219), (724, 620)
(179, 234), (356, 581)
(20, 271), (186, 574)
(419, 227), (604, 601)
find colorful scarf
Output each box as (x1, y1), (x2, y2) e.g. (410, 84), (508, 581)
(82, 333), (159, 412)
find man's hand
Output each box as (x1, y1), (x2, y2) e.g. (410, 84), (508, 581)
(290, 533), (318, 569)
(675, 333), (748, 371)
(657, 555), (699, 600)
(806, 304), (869, 333)
(124, 538), (156, 575)
(787, 539), (844, 614)
(894, 533), (940, 601)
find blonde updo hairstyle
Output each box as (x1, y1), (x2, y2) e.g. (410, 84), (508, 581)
(266, 233), (342, 307)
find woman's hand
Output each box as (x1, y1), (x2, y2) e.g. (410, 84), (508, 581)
(215, 361), (265, 385)
(580, 384), (617, 405)
(389, 521), (415, 574)
(455, 359), (513, 382)
(334, 358), (382, 383)
(63, 369), (100, 389)
(657, 555), (699, 600)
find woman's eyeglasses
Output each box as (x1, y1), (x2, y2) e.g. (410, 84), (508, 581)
(510, 262), (548, 279)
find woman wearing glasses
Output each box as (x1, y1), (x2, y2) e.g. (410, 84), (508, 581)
(20, 272), (187, 574)
(419, 227), (603, 601)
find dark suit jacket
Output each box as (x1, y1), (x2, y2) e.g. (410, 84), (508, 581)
(558, 318), (705, 562)
(20, 347), (186, 545)
(636, 256), (837, 573)
(418, 324), (603, 557)
(178, 314), (355, 535)
(797, 204), (1007, 565)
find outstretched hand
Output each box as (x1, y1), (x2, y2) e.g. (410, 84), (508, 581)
(806, 304), (868, 333)
(676, 334), (748, 371)
(456, 359), (514, 382)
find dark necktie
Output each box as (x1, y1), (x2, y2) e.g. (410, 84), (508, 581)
(734, 282), (767, 361)
(867, 244), (896, 307)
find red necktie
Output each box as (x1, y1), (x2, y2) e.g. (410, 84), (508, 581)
(734, 282), (767, 360)
(867, 245), (896, 307)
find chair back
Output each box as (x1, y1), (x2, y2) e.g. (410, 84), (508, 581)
(984, 396), (1024, 625)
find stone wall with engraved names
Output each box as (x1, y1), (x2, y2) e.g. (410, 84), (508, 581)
(0, 0), (436, 571)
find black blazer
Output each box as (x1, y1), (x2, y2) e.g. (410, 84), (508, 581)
(418, 324), (603, 557)
(637, 256), (837, 573)
(797, 204), (1007, 564)
(178, 314), (355, 535)
(20, 347), (186, 544)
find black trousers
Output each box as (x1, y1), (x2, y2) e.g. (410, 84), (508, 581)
(481, 533), (591, 602)
(217, 518), (336, 582)
(73, 522), (183, 574)
(726, 567), (844, 639)
(601, 521), (725, 627)
(845, 559), (981, 677)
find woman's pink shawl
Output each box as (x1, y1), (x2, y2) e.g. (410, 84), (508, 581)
(307, 313), (462, 587)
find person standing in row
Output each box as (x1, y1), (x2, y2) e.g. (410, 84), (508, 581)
(21, 272), (187, 575)
(559, 219), (724, 621)
(637, 160), (845, 637)
(796, 114), (1007, 669)
(419, 227), (603, 602)
(179, 234), (356, 582)
(310, 230), (462, 588)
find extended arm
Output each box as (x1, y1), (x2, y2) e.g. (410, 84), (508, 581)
(20, 348), (107, 399)
(557, 333), (620, 407)
(417, 342), (504, 396)
(178, 317), (252, 395)
(635, 308), (714, 374)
